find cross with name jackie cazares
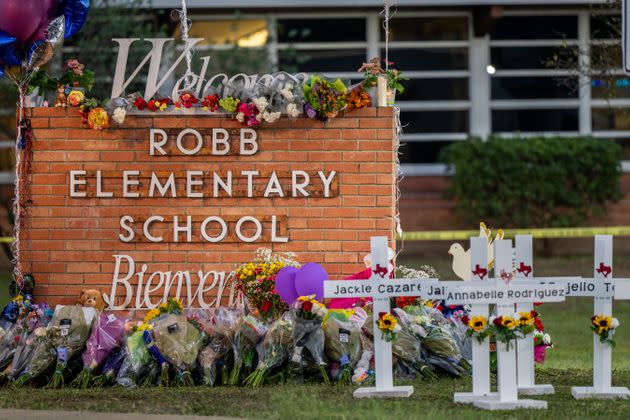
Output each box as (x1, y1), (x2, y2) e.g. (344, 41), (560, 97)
(323, 236), (566, 402)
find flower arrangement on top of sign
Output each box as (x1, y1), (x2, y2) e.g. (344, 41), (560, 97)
(23, 53), (413, 129)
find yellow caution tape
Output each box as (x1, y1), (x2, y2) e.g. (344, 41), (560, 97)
(0, 237), (13, 243)
(398, 226), (630, 241)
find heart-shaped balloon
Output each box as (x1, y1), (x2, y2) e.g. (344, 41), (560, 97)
(0, 0), (48, 45)
(294, 262), (328, 301)
(275, 266), (299, 305)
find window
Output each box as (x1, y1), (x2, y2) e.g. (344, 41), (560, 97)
(493, 109), (579, 132)
(490, 16), (578, 40)
(384, 15), (471, 166)
(492, 77), (577, 100)
(277, 18), (365, 43)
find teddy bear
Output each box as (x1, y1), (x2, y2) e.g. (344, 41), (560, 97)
(78, 289), (106, 312)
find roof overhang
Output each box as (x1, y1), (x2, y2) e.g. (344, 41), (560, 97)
(150, 0), (608, 8)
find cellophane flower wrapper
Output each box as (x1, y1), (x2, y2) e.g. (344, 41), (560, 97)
(401, 305), (469, 376)
(196, 308), (241, 386)
(388, 312), (435, 380)
(229, 314), (267, 385)
(323, 309), (363, 383)
(14, 330), (56, 386)
(290, 309), (328, 382)
(151, 313), (203, 386)
(72, 312), (127, 388)
(116, 330), (159, 388)
(0, 323), (20, 370)
(92, 346), (126, 386)
(47, 306), (95, 388)
(246, 313), (293, 387)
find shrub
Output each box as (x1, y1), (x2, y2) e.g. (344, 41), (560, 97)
(440, 136), (623, 228)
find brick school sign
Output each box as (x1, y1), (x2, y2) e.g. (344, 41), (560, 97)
(21, 107), (396, 309)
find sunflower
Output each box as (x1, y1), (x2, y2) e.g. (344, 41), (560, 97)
(518, 311), (535, 326)
(469, 315), (488, 332)
(591, 314), (613, 334)
(377, 313), (398, 332)
(501, 315), (517, 330)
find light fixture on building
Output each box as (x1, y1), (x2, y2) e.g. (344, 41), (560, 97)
(486, 65), (496, 75)
(237, 29), (269, 47)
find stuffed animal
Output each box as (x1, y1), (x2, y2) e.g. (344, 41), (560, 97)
(78, 289), (105, 312)
(54, 85), (67, 108)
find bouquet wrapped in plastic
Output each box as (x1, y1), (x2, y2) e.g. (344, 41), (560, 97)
(13, 327), (56, 386)
(229, 314), (267, 385)
(401, 305), (470, 377)
(116, 327), (159, 388)
(323, 309), (363, 383)
(48, 305), (96, 388)
(72, 312), (127, 388)
(197, 308), (241, 386)
(92, 346), (126, 386)
(9, 303), (53, 380)
(146, 313), (203, 386)
(0, 323), (20, 371)
(245, 313), (293, 387)
(289, 296), (328, 383)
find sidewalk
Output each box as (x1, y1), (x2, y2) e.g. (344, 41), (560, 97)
(0, 409), (242, 420)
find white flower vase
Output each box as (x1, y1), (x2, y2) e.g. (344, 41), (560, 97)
(386, 89), (396, 106)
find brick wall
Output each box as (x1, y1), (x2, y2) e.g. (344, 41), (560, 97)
(22, 107), (396, 307)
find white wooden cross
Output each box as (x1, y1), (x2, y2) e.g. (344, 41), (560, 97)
(514, 235), (558, 395)
(442, 239), (566, 410)
(570, 235), (630, 399)
(323, 236), (439, 398)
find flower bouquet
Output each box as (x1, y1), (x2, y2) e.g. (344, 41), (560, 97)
(386, 310), (435, 379)
(146, 313), (203, 386)
(13, 327), (56, 387)
(289, 296), (329, 383)
(323, 309), (363, 383)
(0, 323), (20, 371)
(116, 325), (159, 388)
(197, 308), (241, 386)
(533, 330), (553, 364)
(47, 305), (96, 388)
(302, 75), (347, 121)
(92, 346), (126, 386)
(401, 305), (470, 377)
(229, 314), (267, 385)
(591, 313), (619, 347)
(9, 303), (53, 380)
(235, 249), (299, 322)
(245, 314), (294, 387)
(71, 312), (127, 388)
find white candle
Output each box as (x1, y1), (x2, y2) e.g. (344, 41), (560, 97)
(377, 75), (387, 107)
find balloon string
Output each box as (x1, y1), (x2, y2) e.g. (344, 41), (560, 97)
(381, 1), (397, 71)
(172, 0), (195, 87)
(12, 87), (25, 288)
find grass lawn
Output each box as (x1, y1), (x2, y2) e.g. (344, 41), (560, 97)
(0, 255), (629, 418)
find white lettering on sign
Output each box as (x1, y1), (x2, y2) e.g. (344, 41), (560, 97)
(110, 38), (309, 101)
(324, 279), (438, 298)
(104, 254), (242, 310)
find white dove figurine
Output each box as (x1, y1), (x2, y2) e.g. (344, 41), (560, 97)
(448, 222), (503, 280)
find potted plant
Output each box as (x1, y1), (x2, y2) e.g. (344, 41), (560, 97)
(59, 59), (95, 93)
(358, 57), (407, 106)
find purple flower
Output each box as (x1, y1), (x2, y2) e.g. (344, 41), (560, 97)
(304, 104), (317, 119)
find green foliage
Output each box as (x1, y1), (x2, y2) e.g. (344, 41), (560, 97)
(27, 70), (58, 96)
(440, 136), (623, 228)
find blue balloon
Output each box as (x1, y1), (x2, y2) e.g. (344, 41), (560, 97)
(0, 65), (4, 78)
(63, 0), (90, 39)
(0, 30), (20, 67)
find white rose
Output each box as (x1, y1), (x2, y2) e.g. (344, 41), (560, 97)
(611, 318), (620, 329)
(113, 107), (126, 124)
(254, 97), (268, 112)
(281, 88), (294, 100)
(543, 333), (551, 345)
(287, 102), (301, 118)
(235, 112), (245, 122)
(263, 111), (281, 123)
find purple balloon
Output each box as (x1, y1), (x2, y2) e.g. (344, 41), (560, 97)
(275, 266), (299, 305)
(295, 262), (328, 301)
(0, 0), (47, 45)
(31, 0), (61, 42)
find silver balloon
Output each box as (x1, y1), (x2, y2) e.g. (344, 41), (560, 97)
(25, 16), (66, 71)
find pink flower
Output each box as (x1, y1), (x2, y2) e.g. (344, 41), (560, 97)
(65, 59), (85, 76)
